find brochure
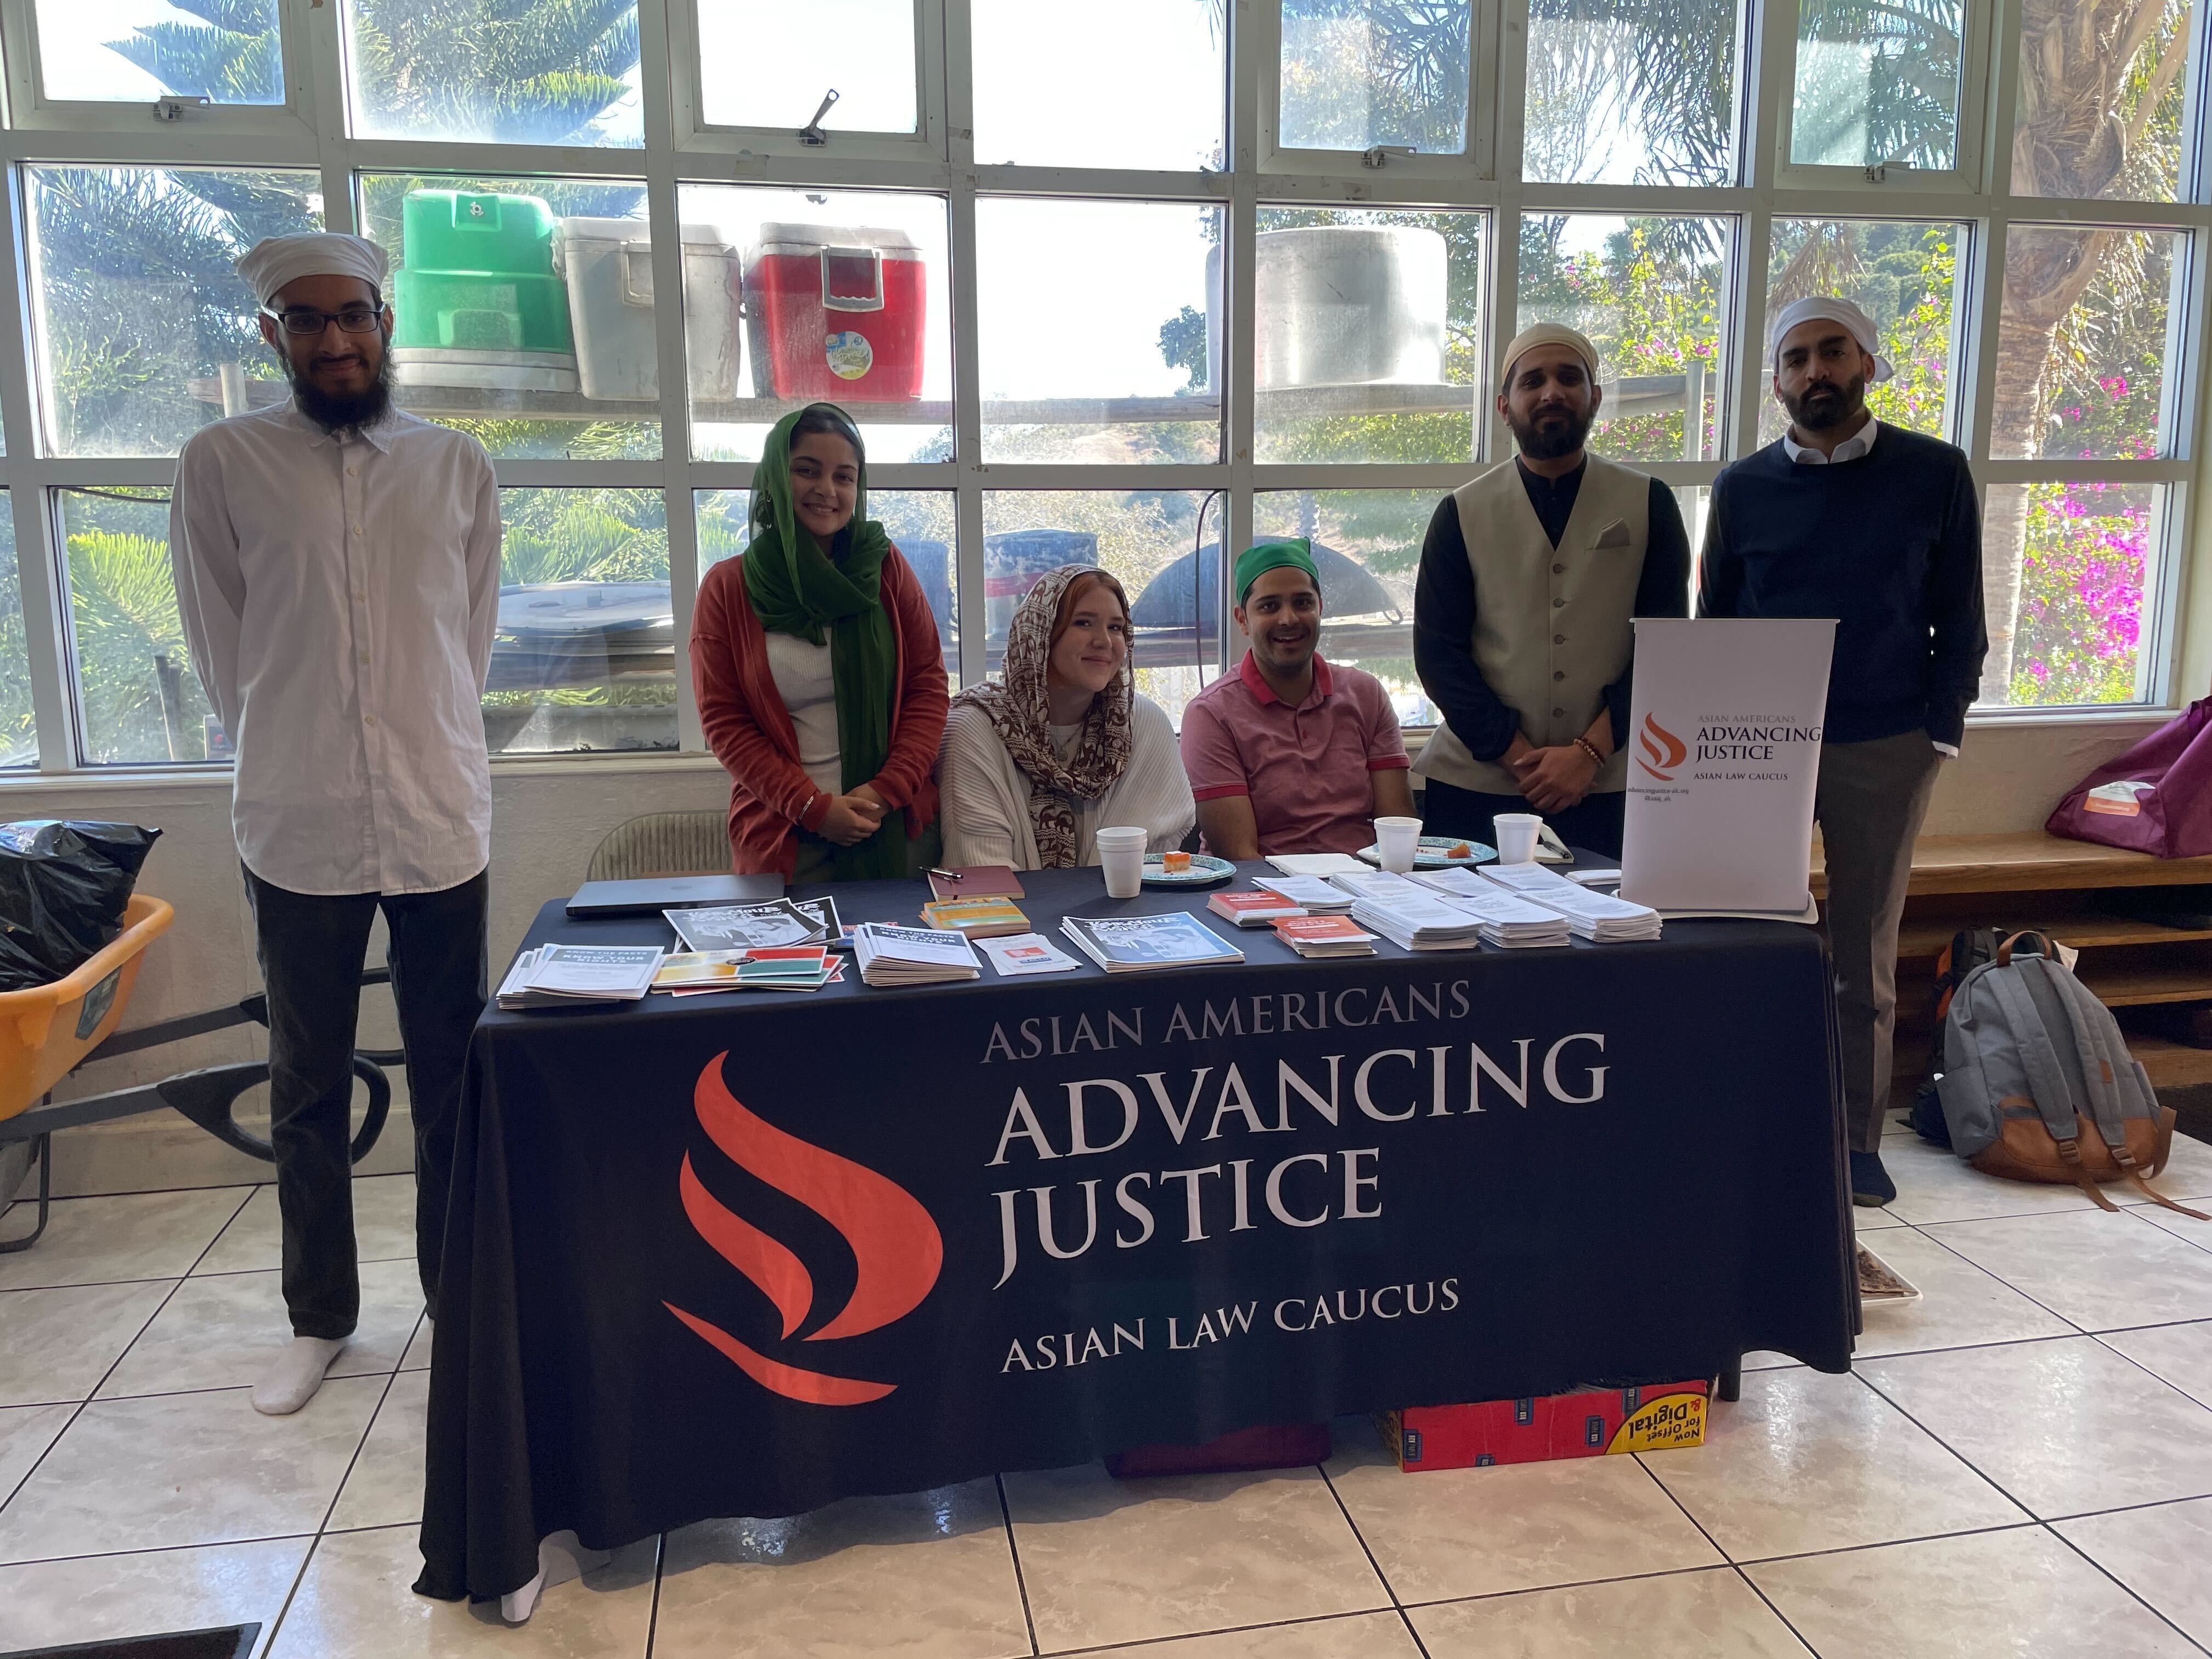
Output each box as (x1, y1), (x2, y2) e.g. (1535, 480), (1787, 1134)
(853, 923), (983, 986)
(1272, 915), (1378, 958)
(496, 944), (663, 1009)
(665, 900), (828, 952)
(1481, 862), (1663, 941)
(977, 933), (1085, 978)
(1060, 913), (1244, 973)
(669, 959), (845, 996)
(1265, 852), (1369, 876)
(1347, 892), (1486, 952)
(1207, 890), (1307, 927)
(1251, 874), (1357, 912)
(652, 951), (748, 989)
(919, 895), (1032, 938)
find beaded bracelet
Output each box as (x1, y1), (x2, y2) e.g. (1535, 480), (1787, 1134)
(1572, 736), (1604, 768)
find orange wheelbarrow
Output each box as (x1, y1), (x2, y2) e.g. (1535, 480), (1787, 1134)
(0, 893), (398, 1253)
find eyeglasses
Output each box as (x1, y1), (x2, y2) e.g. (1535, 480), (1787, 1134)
(264, 305), (384, 337)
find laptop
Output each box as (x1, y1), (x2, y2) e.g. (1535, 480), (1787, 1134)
(566, 873), (785, 918)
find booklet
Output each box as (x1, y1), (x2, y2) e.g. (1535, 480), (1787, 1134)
(1272, 915), (1378, 957)
(1060, 913), (1244, 973)
(1207, 890), (1307, 927)
(653, 951), (748, 989)
(977, 932), (1085, 977)
(1251, 873), (1357, 912)
(919, 895), (1032, 938)
(665, 900), (829, 952)
(853, 923), (983, 986)
(497, 944), (663, 1009)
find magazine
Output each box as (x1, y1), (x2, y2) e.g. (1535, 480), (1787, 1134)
(853, 923), (983, 986)
(665, 900), (830, 952)
(496, 944), (663, 1009)
(1060, 913), (1244, 973)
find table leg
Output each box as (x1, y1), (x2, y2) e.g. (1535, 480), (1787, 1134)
(1718, 1364), (1742, 1403)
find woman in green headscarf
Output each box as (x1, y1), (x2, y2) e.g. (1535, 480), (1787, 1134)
(691, 404), (949, 883)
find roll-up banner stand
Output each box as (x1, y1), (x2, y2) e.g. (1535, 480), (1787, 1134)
(1621, 618), (1836, 917)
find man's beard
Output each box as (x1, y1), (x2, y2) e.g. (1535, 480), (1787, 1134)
(1509, 403), (1594, 461)
(1781, 374), (1866, 432)
(287, 346), (394, 435)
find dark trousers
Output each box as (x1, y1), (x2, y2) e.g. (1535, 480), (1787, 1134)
(1814, 732), (1942, 1154)
(1421, 777), (1628, 861)
(244, 866), (489, 1339)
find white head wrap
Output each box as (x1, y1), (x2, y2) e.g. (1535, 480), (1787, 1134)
(1499, 321), (1600, 384)
(235, 233), (389, 309)
(1770, 296), (1892, 383)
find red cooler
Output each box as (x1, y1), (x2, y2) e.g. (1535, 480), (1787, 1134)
(744, 223), (926, 402)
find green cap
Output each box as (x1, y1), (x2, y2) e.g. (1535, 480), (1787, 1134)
(1235, 538), (1321, 605)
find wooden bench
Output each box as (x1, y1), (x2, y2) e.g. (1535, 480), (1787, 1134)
(1809, 832), (2212, 1103)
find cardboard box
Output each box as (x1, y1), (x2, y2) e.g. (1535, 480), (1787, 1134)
(1379, 1380), (1708, 1471)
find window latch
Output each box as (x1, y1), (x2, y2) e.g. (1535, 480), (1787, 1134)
(152, 97), (210, 123)
(799, 89), (840, 148)
(1865, 157), (1911, 183)
(1361, 145), (1415, 170)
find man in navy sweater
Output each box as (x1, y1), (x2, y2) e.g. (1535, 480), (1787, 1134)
(1700, 296), (1986, 1206)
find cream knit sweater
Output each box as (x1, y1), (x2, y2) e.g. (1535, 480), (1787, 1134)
(937, 693), (1195, 870)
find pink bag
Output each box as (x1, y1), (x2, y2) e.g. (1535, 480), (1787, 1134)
(2046, 696), (2212, 857)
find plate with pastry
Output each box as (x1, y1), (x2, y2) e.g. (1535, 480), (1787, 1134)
(1141, 850), (1237, 887)
(1353, 836), (1498, 870)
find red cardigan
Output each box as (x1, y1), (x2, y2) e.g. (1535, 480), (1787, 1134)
(691, 546), (949, 878)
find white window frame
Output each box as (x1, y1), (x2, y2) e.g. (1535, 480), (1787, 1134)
(1769, 0), (1991, 193)
(1255, 0), (1500, 183)
(0, 0), (315, 139)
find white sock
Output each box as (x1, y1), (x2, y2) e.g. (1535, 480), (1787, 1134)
(251, 1335), (349, 1416)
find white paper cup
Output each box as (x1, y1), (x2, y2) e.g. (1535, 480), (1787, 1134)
(1494, 812), (1542, 865)
(1097, 826), (1148, 898)
(1374, 815), (1423, 874)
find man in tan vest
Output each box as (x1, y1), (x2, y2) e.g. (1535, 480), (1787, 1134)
(1412, 323), (1691, 859)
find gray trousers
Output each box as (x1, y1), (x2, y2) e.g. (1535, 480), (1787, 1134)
(1815, 731), (1942, 1154)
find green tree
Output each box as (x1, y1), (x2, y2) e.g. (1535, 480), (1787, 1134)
(108, 0), (283, 104)
(349, 0), (641, 145)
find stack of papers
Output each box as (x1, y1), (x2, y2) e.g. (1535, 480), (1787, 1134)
(1265, 853), (1368, 876)
(497, 944), (663, 1008)
(1347, 891), (1486, 952)
(1409, 870), (1572, 947)
(977, 933), (1084, 977)
(666, 900), (830, 952)
(1273, 915), (1378, 958)
(653, 949), (845, 994)
(1481, 863), (1663, 941)
(1327, 869), (1427, 904)
(919, 895), (1032, 938)
(1061, 913), (1244, 973)
(1207, 890), (1308, 928)
(1251, 874), (1356, 912)
(853, 923), (982, 985)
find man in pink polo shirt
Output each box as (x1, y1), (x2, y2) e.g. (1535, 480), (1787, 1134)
(1180, 539), (1413, 858)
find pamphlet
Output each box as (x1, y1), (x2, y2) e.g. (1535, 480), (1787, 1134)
(665, 900), (828, 952)
(1272, 915), (1378, 958)
(1251, 874), (1357, 912)
(653, 951), (748, 989)
(497, 944), (663, 1009)
(1060, 913), (1244, 973)
(1207, 890), (1307, 927)
(1481, 862), (1662, 941)
(919, 895), (1032, 938)
(1265, 853), (1369, 876)
(977, 932), (1084, 978)
(853, 923), (983, 986)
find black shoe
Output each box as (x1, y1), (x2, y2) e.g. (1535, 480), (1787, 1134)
(1849, 1149), (1896, 1207)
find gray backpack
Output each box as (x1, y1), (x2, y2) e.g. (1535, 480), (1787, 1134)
(1937, 933), (2207, 1220)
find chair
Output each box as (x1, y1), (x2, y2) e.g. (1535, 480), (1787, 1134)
(587, 812), (731, 882)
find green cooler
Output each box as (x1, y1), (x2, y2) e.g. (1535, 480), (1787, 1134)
(391, 189), (580, 393)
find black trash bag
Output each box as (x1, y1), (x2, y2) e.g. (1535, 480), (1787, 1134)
(0, 820), (162, 992)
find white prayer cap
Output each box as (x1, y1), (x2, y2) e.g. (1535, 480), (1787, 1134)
(1770, 296), (1893, 383)
(235, 233), (389, 308)
(1500, 321), (1599, 383)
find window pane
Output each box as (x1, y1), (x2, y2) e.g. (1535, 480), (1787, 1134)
(1253, 207), (1483, 465)
(1251, 491), (1434, 726)
(697, 1), (915, 134)
(1525, 0), (1737, 185)
(489, 489), (675, 755)
(972, 0), (1224, 169)
(35, 0), (284, 104)
(0, 501), (33, 769)
(27, 166), (322, 459)
(1763, 219), (1962, 445)
(1279, 0), (1471, 154)
(696, 489), (957, 685)
(983, 492), (1221, 726)
(977, 199), (1222, 464)
(679, 187), (952, 465)
(344, 0), (641, 145)
(1791, 0), (1962, 169)
(358, 174), (658, 461)
(1516, 215), (1727, 463)
(2015, 0), (2194, 203)
(60, 488), (219, 766)
(1991, 226), (2180, 461)
(1985, 482), (2161, 707)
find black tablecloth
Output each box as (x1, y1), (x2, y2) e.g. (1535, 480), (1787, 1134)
(417, 864), (1854, 1602)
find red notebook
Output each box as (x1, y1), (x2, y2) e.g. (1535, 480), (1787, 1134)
(927, 865), (1026, 901)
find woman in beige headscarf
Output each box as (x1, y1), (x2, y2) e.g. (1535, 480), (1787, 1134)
(937, 565), (1193, 869)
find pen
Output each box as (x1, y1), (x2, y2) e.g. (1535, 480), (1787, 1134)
(928, 868), (961, 881)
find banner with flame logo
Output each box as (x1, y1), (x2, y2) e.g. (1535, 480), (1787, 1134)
(1635, 713), (1686, 782)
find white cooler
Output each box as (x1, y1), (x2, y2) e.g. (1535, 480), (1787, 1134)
(554, 218), (743, 403)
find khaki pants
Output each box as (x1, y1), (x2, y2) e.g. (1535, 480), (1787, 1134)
(1815, 731), (1942, 1154)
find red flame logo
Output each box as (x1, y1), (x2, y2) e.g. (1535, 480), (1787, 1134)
(1637, 713), (1688, 781)
(665, 1053), (944, 1406)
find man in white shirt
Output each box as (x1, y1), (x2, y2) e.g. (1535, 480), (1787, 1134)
(170, 233), (503, 1415)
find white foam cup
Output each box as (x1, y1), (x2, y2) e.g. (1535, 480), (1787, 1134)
(1494, 812), (1542, 865)
(1096, 825), (1148, 898)
(1374, 815), (1423, 874)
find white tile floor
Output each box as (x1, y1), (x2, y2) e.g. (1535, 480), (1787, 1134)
(2, 1128), (2210, 1658)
